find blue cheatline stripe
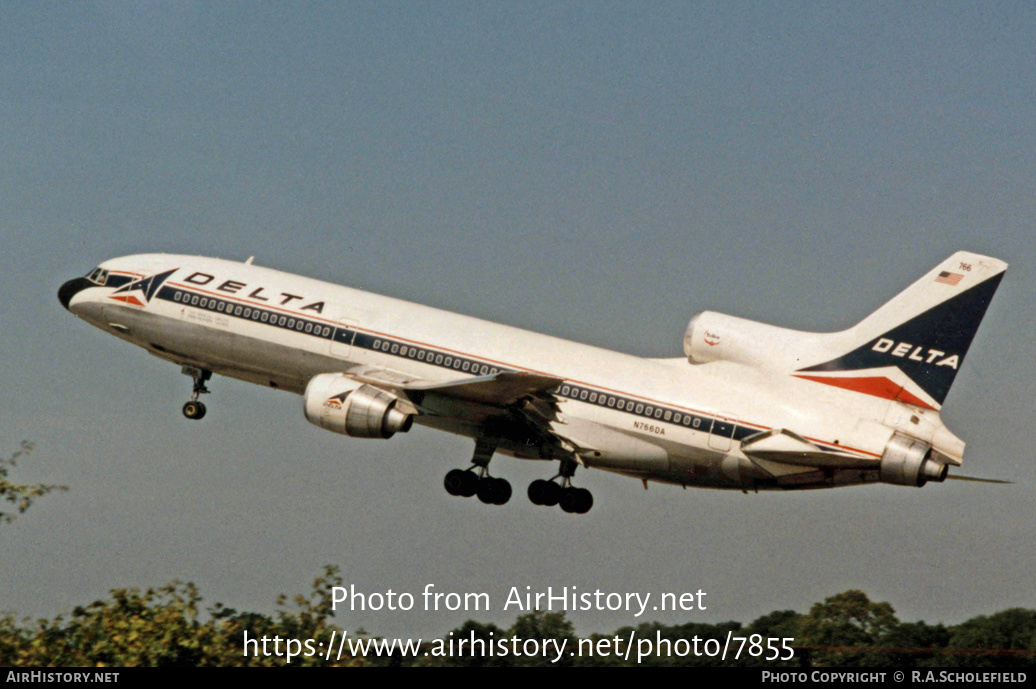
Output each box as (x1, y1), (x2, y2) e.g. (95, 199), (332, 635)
(156, 284), (853, 454)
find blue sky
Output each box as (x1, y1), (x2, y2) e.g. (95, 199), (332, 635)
(2, 3), (1033, 638)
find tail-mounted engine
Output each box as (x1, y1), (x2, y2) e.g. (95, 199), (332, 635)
(304, 373), (414, 439)
(683, 311), (819, 370)
(879, 433), (948, 487)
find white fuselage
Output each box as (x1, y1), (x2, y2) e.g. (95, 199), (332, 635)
(63, 253), (953, 492)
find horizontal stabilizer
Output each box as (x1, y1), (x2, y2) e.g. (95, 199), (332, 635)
(740, 428), (874, 469)
(946, 474), (1012, 485)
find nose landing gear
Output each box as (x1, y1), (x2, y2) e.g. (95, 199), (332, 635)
(181, 366), (211, 420)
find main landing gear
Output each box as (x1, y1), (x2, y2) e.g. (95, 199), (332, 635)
(443, 445), (594, 514)
(444, 439), (512, 505)
(528, 458), (593, 514)
(181, 366), (211, 420)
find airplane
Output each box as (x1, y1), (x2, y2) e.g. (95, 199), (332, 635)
(58, 251), (1008, 514)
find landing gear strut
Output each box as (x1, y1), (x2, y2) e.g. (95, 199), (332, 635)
(443, 439), (512, 505)
(181, 366), (211, 420)
(528, 458), (593, 513)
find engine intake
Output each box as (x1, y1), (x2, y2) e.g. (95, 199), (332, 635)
(879, 433), (948, 487)
(683, 311), (820, 370)
(304, 373), (414, 439)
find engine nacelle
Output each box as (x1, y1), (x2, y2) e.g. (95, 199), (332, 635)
(683, 311), (818, 370)
(879, 433), (948, 487)
(304, 373), (414, 439)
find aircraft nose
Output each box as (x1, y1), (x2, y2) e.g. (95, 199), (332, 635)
(58, 277), (93, 310)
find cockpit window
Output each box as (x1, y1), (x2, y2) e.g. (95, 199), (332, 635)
(85, 268), (110, 285)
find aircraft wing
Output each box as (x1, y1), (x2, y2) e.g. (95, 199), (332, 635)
(338, 365), (589, 459)
(340, 364), (561, 405)
(404, 371), (565, 409)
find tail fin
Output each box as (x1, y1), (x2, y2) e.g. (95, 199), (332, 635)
(794, 251), (1007, 410)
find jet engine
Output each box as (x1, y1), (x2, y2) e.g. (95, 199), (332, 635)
(683, 311), (819, 370)
(304, 373), (414, 439)
(878, 433), (948, 487)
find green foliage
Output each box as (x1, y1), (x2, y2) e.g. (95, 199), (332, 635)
(508, 609), (578, 667)
(427, 620), (508, 667)
(800, 590), (899, 666)
(0, 442), (66, 524)
(0, 577), (1033, 667)
(0, 566), (360, 667)
(946, 609), (1036, 667)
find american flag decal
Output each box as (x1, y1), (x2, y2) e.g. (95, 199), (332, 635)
(935, 271), (963, 286)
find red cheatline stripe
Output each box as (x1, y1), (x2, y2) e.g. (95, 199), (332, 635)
(793, 374), (935, 410)
(108, 295), (145, 307)
(164, 282), (883, 457)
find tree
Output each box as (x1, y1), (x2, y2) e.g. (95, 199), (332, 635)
(0, 566), (361, 666)
(800, 590), (899, 666)
(0, 442), (66, 524)
(947, 609), (1036, 667)
(507, 609), (577, 667)
(422, 620), (508, 667)
(740, 609), (805, 666)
